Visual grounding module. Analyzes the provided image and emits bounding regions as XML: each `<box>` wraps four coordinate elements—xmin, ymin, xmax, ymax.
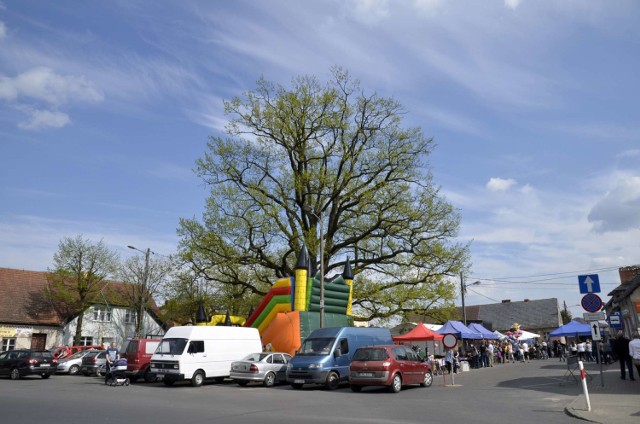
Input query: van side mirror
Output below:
<box><xmin>334</xmin><ymin>348</ymin><xmax>341</xmax><ymax>358</ymax></box>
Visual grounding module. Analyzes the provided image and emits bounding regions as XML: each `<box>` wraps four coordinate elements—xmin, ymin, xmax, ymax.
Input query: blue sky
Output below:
<box><xmin>1</xmin><ymin>0</ymin><xmax>639</xmax><ymax>319</ymax></box>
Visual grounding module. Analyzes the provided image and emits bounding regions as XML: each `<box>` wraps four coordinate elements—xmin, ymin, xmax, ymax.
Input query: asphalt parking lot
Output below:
<box><xmin>0</xmin><ymin>360</ymin><xmax>591</xmax><ymax>424</ymax></box>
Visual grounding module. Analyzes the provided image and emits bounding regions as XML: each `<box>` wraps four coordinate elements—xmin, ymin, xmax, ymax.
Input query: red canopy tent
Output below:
<box><xmin>392</xmin><ymin>323</ymin><xmax>444</xmax><ymax>341</ymax></box>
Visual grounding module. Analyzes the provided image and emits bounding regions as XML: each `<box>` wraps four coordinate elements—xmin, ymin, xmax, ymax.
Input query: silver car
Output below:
<box><xmin>56</xmin><ymin>350</ymin><xmax>97</xmax><ymax>375</ymax></box>
<box><xmin>230</xmin><ymin>352</ymin><xmax>292</xmax><ymax>387</ymax></box>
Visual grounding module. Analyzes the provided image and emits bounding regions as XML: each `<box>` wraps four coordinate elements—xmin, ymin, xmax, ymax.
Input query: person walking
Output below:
<box><xmin>105</xmin><ymin>341</ymin><xmax>120</xmax><ymax>383</ymax></box>
<box><xmin>630</xmin><ymin>331</ymin><xmax>640</xmax><ymax>378</ymax></box>
<box><xmin>577</xmin><ymin>340</ymin><xmax>586</xmax><ymax>361</ymax></box>
<box><xmin>585</xmin><ymin>339</ymin><xmax>593</xmax><ymax>362</ymax></box>
<box><xmin>487</xmin><ymin>341</ymin><xmax>495</xmax><ymax>367</ymax></box>
<box><xmin>613</xmin><ymin>331</ymin><xmax>635</xmax><ymax>381</ymax></box>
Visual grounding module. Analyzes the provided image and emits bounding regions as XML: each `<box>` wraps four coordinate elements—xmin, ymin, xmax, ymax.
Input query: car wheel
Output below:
<box><xmin>388</xmin><ymin>373</ymin><xmax>402</xmax><ymax>393</ymax></box>
<box><xmin>10</xmin><ymin>368</ymin><xmax>20</xmax><ymax>380</ymax></box>
<box><xmin>163</xmin><ymin>378</ymin><xmax>175</xmax><ymax>386</ymax></box>
<box><xmin>421</xmin><ymin>370</ymin><xmax>433</xmax><ymax>388</ymax></box>
<box><xmin>191</xmin><ymin>370</ymin><xmax>205</xmax><ymax>387</ymax></box>
<box><xmin>290</xmin><ymin>383</ymin><xmax>304</xmax><ymax>389</ymax></box>
<box><xmin>68</xmin><ymin>365</ymin><xmax>80</xmax><ymax>375</ymax></box>
<box><xmin>325</xmin><ymin>371</ymin><xmax>340</xmax><ymax>390</ymax></box>
<box><xmin>237</xmin><ymin>380</ymin><xmax>250</xmax><ymax>386</ymax></box>
<box><xmin>143</xmin><ymin>369</ymin><xmax>157</xmax><ymax>383</ymax></box>
<box><xmin>82</xmin><ymin>371</ymin><xmax>89</xmax><ymax>376</ymax></box>
<box><xmin>41</xmin><ymin>374</ymin><xmax>50</xmax><ymax>379</ymax></box>
<box><xmin>263</xmin><ymin>372</ymin><xmax>276</xmax><ymax>387</ymax></box>
<box><xmin>350</xmin><ymin>385</ymin><xmax>362</xmax><ymax>392</ymax></box>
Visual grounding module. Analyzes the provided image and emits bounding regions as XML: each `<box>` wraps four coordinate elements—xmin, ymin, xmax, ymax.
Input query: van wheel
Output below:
<box><xmin>290</xmin><ymin>383</ymin><xmax>303</xmax><ymax>389</ymax></box>
<box><xmin>163</xmin><ymin>378</ymin><xmax>175</xmax><ymax>386</ymax></box>
<box><xmin>191</xmin><ymin>370</ymin><xmax>205</xmax><ymax>387</ymax></box>
<box><xmin>350</xmin><ymin>385</ymin><xmax>362</xmax><ymax>392</ymax></box>
<box><xmin>421</xmin><ymin>370</ymin><xmax>433</xmax><ymax>388</ymax></box>
<box><xmin>388</xmin><ymin>374</ymin><xmax>402</xmax><ymax>393</ymax></box>
<box><xmin>69</xmin><ymin>365</ymin><xmax>80</xmax><ymax>375</ymax></box>
<box><xmin>10</xmin><ymin>368</ymin><xmax>20</xmax><ymax>380</ymax></box>
<box><xmin>325</xmin><ymin>371</ymin><xmax>340</xmax><ymax>390</ymax></box>
<box><xmin>263</xmin><ymin>372</ymin><xmax>276</xmax><ymax>387</ymax></box>
<box><xmin>143</xmin><ymin>369</ymin><xmax>157</xmax><ymax>383</ymax></box>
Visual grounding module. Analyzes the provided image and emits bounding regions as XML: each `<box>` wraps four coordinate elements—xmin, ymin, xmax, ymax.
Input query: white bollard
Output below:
<box><xmin>578</xmin><ymin>360</ymin><xmax>591</xmax><ymax>412</ymax></box>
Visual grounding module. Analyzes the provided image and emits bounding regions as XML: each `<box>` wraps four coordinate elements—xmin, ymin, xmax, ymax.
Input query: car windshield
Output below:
<box><xmin>298</xmin><ymin>338</ymin><xmax>335</xmax><ymax>355</ymax></box>
<box><xmin>155</xmin><ymin>338</ymin><xmax>188</xmax><ymax>355</ymax></box>
<box><xmin>241</xmin><ymin>353</ymin><xmax>270</xmax><ymax>362</ymax></box>
<box><xmin>353</xmin><ymin>348</ymin><xmax>389</xmax><ymax>361</ymax></box>
<box><xmin>66</xmin><ymin>351</ymin><xmax>86</xmax><ymax>360</ymax></box>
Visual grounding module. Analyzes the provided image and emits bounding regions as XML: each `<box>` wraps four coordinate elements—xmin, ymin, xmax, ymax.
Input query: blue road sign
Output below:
<box><xmin>609</xmin><ymin>311</ymin><xmax>622</xmax><ymax>329</ymax></box>
<box><xmin>581</xmin><ymin>293</ymin><xmax>603</xmax><ymax>313</ymax></box>
<box><xmin>578</xmin><ymin>274</ymin><xmax>601</xmax><ymax>294</ymax></box>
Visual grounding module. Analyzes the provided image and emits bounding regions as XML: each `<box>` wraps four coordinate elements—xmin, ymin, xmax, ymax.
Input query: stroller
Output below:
<box><xmin>105</xmin><ymin>358</ymin><xmax>130</xmax><ymax>386</ymax></box>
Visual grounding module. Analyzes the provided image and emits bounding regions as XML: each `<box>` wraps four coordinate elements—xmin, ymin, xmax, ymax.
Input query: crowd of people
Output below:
<box><xmin>429</xmin><ymin>330</ymin><xmax>640</xmax><ymax>381</ymax></box>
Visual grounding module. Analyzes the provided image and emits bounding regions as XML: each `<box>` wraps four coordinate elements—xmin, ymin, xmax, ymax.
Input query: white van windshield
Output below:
<box><xmin>155</xmin><ymin>338</ymin><xmax>188</xmax><ymax>355</ymax></box>
<box><xmin>298</xmin><ymin>337</ymin><xmax>335</xmax><ymax>355</ymax></box>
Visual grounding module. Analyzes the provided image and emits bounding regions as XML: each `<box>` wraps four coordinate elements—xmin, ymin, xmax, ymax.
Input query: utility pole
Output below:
<box><xmin>460</xmin><ymin>273</ymin><xmax>467</xmax><ymax>326</ymax></box>
<box><xmin>139</xmin><ymin>247</ymin><xmax>150</xmax><ymax>338</ymax></box>
<box><xmin>319</xmin><ymin>211</ymin><xmax>325</xmax><ymax>328</ymax></box>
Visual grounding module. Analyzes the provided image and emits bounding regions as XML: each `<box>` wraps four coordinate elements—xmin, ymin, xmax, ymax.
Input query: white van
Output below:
<box><xmin>150</xmin><ymin>326</ymin><xmax>261</xmax><ymax>387</ymax></box>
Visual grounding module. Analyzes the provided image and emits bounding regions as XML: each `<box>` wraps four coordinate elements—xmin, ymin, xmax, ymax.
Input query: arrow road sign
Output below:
<box><xmin>591</xmin><ymin>322</ymin><xmax>601</xmax><ymax>341</ymax></box>
<box><xmin>578</xmin><ymin>274</ymin><xmax>601</xmax><ymax>294</ymax></box>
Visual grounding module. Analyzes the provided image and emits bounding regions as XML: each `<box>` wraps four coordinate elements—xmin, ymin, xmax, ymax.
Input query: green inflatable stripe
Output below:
<box><xmin>253</xmin><ymin>294</ymin><xmax>291</xmax><ymax>328</ymax></box>
<box><xmin>310</xmin><ymin>287</ymin><xmax>350</xmax><ymax>300</ymax></box>
<box><xmin>308</xmin><ymin>304</ymin><xmax>346</xmax><ymax>314</ymax></box>
<box><xmin>310</xmin><ymin>281</ymin><xmax>350</xmax><ymax>294</ymax></box>
<box><xmin>309</xmin><ymin>295</ymin><xmax>346</xmax><ymax>307</ymax></box>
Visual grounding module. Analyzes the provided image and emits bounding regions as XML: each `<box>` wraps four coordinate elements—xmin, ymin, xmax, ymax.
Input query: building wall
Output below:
<box><xmin>0</xmin><ymin>325</ymin><xmax>61</xmax><ymax>350</ymax></box>
<box><xmin>62</xmin><ymin>305</ymin><xmax>164</xmax><ymax>348</ymax></box>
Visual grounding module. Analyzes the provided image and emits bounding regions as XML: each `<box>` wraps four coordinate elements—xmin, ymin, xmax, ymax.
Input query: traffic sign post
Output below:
<box><xmin>581</xmin><ymin>293</ymin><xmax>603</xmax><ymax>313</ymax></box>
<box><xmin>590</xmin><ymin>322</ymin><xmax>601</xmax><ymax>341</ymax></box>
<box><xmin>578</xmin><ymin>274</ymin><xmax>601</xmax><ymax>294</ymax></box>
<box><xmin>442</xmin><ymin>334</ymin><xmax>458</xmax><ymax>386</ymax></box>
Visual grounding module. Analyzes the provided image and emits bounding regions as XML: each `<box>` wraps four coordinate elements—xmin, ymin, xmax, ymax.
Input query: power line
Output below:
<box><xmin>470</xmin><ymin>265</ymin><xmax>620</xmax><ymax>281</ymax></box>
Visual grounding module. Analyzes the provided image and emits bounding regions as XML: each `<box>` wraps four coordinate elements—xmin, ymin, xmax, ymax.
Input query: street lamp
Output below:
<box><xmin>303</xmin><ymin>207</ymin><xmax>325</xmax><ymax>328</ymax></box>
<box><xmin>128</xmin><ymin>245</ymin><xmax>150</xmax><ymax>338</ymax></box>
<box><xmin>460</xmin><ymin>273</ymin><xmax>480</xmax><ymax>326</ymax></box>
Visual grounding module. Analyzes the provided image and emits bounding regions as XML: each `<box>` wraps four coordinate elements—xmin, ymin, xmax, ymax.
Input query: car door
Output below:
<box><xmin>0</xmin><ymin>351</ymin><xmax>10</xmax><ymax>376</ymax></box>
<box><xmin>404</xmin><ymin>348</ymin><xmax>421</xmax><ymax>384</ymax></box>
<box><xmin>271</xmin><ymin>354</ymin><xmax>286</xmax><ymax>381</ymax></box>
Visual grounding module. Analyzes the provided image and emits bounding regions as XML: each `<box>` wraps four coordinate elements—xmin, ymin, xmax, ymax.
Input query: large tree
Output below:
<box><xmin>46</xmin><ymin>236</ymin><xmax>118</xmax><ymax>345</ymax></box>
<box><xmin>118</xmin><ymin>251</ymin><xmax>173</xmax><ymax>337</ymax></box>
<box><xmin>178</xmin><ymin>68</ymin><xmax>469</xmax><ymax>321</ymax></box>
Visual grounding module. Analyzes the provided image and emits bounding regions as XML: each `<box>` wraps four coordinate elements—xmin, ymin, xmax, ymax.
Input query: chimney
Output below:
<box><xmin>524</xmin><ymin>299</ymin><xmax>530</xmax><ymax>302</ymax></box>
<box><xmin>619</xmin><ymin>265</ymin><xmax>640</xmax><ymax>284</ymax></box>
<box><xmin>502</xmin><ymin>299</ymin><xmax>511</xmax><ymax>303</ymax></box>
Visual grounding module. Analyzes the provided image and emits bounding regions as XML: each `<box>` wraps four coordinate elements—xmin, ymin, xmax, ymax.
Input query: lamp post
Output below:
<box><xmin>304</xmin><ymin>207</ymin><xmax>325</xmax><ymax>328</ymax></box>
<box><xmin>128</xmin><ymin>245</ymin><xmax>150</xmax><ymax>338</ymax></box>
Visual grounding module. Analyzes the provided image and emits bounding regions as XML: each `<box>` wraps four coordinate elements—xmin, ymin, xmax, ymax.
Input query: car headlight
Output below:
<box><xmin>308</xmin><ymin>363</ymin><xmax>321</xmax><ymax>369</ymax></box>
<box><xmin>287</xmin><ymin>363</ymin><xmax>293</xmax><ymax>370</ymax></box>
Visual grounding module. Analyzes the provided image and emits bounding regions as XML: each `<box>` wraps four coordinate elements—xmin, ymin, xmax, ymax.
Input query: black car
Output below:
<box><xmin>0</xmin><ymin>349</ymin><xmax>57</xmax><ymax>380</ymax></box>
<box><xmin>80</xmin><ymin>350</ymin><xmax>107</xmax><ymax>376</ymax></box>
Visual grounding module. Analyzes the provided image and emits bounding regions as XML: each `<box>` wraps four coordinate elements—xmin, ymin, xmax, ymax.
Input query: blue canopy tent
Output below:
<box><xmin>549</xmin><ymin>320</ymin><xmax>592</xmax><ymax>337</ymax></box>
<box><xmin>436</xmin><ymin>320</ymin><xmax>483</xmax><ymax>339</ymax></box>
<box><xmin>467</xmin><ymin>323</ymin><xmax>499</xmax><ymax>339</ymax></box>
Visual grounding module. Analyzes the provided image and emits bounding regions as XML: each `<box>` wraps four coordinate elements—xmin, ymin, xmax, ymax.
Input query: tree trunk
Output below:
<box><xmin>74</xmin><ymin>312</ymin><xmax>84</xmax><ymax>345</ymax></box>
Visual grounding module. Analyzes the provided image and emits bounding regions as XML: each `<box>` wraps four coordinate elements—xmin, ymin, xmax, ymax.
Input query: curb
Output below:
<box><xmin>564</xmin><ymin>395</ymin><xmax>601</xmax><ymax>423</ymax></box>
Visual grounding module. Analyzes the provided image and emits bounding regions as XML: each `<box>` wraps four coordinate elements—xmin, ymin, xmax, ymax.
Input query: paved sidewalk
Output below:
<box><xmin>564</xmin><ymin>361</ymin><xmax>639</xmax><ymax>423</ymax></box>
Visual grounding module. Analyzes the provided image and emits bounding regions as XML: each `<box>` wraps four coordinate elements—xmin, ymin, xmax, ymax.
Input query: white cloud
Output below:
<box><xmin>504</xmin><ymin>0</ymin><xmax>522</xmax><ymax>10</ymax></box>
<box><xmin>9</xmin><ymin>67</ymin><xmax>103</xmax><ymax>105</ymax></box>
<box><xmin>486</xmin><ymin>177</ymin><xmax>517</xmax><ymax>191</ymax></box>
<box><xmin>0</xmin><ymin>21</ymin><xmax>6</xmax><ymax>41</ymax></box>
<box><xmin>17</xmin><ymin>107</ymin><xmax>70</xmax><ymax>130</ymax></box>
<box><xmin>588</xmin><ymin>176</ymin><xmax>640</xmax><ymax>232</ymax></box>
<box><xmin>616</xmin><ymin>149</ymin><xmax>640</xmax><ymax>159</ymax></box>
<box><xmin>343</xmin><ymin>0</ymin><xmax>390</xmax><ymax>25</ymax></box>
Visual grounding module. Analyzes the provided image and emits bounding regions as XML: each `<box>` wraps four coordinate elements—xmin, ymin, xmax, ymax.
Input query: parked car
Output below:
<box><xmin>230</xmin><ymin>352</ymin><xmax>292</xmax><ymax>387</ymax></box>
<box><xmin>51</xmin><ymin>345</ymin><xmax>104</xmax><ymax>360</ymax></box>
<box><xmin>349</xmin><ymin>345</ymin><xmax>433</xmax><ymax>393</ymax></box>
<box><xmin>0</xmin><ymin>349</ymin><xmax>57</xmax><ymax>380</ymax></box>
<box><xmin>120</xmin><ymin>338</ymin><xmax>161</xmax><ymax>383</ymax></box>
<box><xmin>56</xmin><ymin>350</ymin><xmax>97</xmax><ymax>375</ymax></box>
<box><xmin>80</xmin><ymin>350</ymin><xmax>107</xmax><ymax>376</ymax></box>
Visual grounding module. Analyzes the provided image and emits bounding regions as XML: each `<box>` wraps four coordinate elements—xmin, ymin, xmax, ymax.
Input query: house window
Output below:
<box><xmin>80</xmin><ymin>337</ymin><xmax>93</xmax><ymax>346</ymax></box>
<box><xmin>1</xmin><ymin>338</ymin><xmax>16</xmax><ymax>351</ymax></box>
<box><xmin>93</xmin><ymin>307</ymin><xmax>111</xmax><ymax>322</ymax></box>
<box><xmin>124</xmin><ymin>310</ymin><xmax>137</xmax><ymax>324</ymax></box>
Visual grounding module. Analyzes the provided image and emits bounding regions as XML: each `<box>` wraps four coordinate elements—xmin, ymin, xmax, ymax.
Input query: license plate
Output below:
<box><xmin>294</xmin><ymin>379</ymin><xmax>305</xmax><ymax>384</ymax></box>
<box><xmin>358</xmin><ymin>372</ymin><xmax>373</xmax><ymax>377</ymax></box>
<box><xmin>40</xmin><ymin>364</ymin><xmax>50</xmax><ymax>367</ymax></box>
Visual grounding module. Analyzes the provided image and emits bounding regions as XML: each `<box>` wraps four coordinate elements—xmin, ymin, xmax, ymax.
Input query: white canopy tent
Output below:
<box><xmin>517</xmin><ymin>330</ymin><xmax>541</xmax><ymax>341</ymax></box>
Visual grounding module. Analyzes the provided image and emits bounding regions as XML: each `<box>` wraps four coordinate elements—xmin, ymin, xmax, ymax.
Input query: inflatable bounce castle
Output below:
<box><xmin>195</xmin><ymin>248</ymin><xmax>355</xmax><ymax>354</ymax></box>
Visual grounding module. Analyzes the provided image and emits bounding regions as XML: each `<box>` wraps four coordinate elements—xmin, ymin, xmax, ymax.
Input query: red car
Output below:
<box><xmin>120</xmin><ymin>338</ymin><xmax>161</xmax><ymax>383</ymax></box>
<box><xmin>349</xmin><ymin>345</ymin><xmax>433</xmax><ymax>393</ymax></box>
<box><xmin>52</xmin><ymin>345</ymin><xmax>104</xmax><ymax>359</ymax></box>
